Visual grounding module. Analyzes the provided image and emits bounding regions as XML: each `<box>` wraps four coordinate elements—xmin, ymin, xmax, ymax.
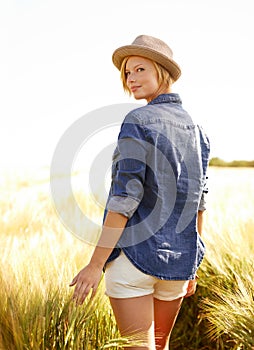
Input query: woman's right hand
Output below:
<box><xmin>69</xmin><ymin>212</ymin><xmax>128</xmax><ymax>305</ymax></box>
<box><xmin>69</xmin><ymin>264</ymin><xmax>103</xmax><ymax>305</ymax></box>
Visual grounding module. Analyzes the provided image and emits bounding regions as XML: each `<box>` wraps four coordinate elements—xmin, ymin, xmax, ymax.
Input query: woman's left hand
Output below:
<box><xmin>184</xmin><ymin>278</ymin><xmax>198</xmax><ymax>298</ymax></box>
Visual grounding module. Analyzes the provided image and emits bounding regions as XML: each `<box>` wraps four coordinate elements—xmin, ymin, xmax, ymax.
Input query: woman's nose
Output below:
<box><xmin>127</xmin><ymin>72</ymin><xmax>136</xmax><ymax>82</ymax></box>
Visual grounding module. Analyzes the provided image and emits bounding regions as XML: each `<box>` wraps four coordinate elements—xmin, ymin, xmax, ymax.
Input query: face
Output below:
<box><xmin>125</xmin><ymin>56</ymin><xmax>169</xmax><ymax>102</ymax></box>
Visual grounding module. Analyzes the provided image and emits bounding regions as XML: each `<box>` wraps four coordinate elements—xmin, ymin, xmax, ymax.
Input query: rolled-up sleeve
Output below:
<box><xmin>198</xmin><ymin>126</ymin><xmax>210</xmax><ymax>212</ymax></box>
<box><xmin>106</xmin><ymin>114</ymin><xmax>147</xmax><ymax>219</ymax></box>
<box><xmin>198</xmin><ymin>175</ymin><xmax>208</xmax><ymax>211</ymax></box>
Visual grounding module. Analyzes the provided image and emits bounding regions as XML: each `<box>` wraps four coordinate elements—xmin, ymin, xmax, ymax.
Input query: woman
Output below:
<box><xmin>70</xmin><ymin>35</ymin><xmax>210</xmax><ymax>350</ymax></box>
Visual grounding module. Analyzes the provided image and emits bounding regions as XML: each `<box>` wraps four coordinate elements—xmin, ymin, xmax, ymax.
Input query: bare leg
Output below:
<box><xmin>154</xmin><ymin>297</ymin><xmax>183</xmax><ymax>350</ymax></box>
<box><xmin>109</xmin><ymin>294</ymin><xmax>156</xmax><ymax>350</ymax></box>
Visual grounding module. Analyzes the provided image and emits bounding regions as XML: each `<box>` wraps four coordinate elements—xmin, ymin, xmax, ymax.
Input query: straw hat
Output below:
<box><xmin>112</xmin><ymin>35</ymin><xmax>181</xmax><ymax>82</ymax></box>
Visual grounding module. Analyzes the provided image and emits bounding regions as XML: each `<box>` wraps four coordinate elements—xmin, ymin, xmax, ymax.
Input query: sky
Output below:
<box><xmin>1</xmin><ymin>0</ymin><xmax>254</xmax><ymax>172</ymax></box>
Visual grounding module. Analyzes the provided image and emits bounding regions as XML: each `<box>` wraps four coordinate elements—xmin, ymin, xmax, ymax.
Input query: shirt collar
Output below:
<box><xmin>148</xmin><ymin>93</ymin><xmax>182</xmax><ymax>105</ymax></box>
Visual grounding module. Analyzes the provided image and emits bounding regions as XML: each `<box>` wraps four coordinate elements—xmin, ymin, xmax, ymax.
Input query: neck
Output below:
<box><xmin>146</xmin><ymin>85</ymin><xmax>172</xmax><ymax>103</ymax></box>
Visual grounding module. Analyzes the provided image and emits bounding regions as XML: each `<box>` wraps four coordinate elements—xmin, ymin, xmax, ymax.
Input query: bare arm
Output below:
<box><xmin>197</xmin><ymin>210</ymin><xmax>204</xmax><ymax>236</ymax></box>
<box><xmin>185</xmin><ymin>210</ymin><xmax>205</xmax><ymax>298</ymax></box>
<box><xmin>70</xmin><ymin>211</ymin><xmax>128</xmax><ymax>304</ymax></box>
<box><xmin>90</xmin><ymin>211</ymin><xmax>128</xmax><ymax>267</ymax></box>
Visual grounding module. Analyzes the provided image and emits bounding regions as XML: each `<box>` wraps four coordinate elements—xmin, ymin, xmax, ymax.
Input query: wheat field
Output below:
<box><xmin>0</xmin><ymin>166</ymin><xmax>253</xmax><ymax>349</ymax></box>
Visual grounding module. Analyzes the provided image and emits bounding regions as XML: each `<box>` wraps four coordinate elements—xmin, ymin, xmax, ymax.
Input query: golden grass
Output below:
<box><xmin>0</xmin><ymin>166</ymin><xmax>253</xmax><ymax>349</ymax></box>
<box><xmin>200</xmin><ymin>167</ymin><xmax>254</xmax><ymax>349</ymax></box>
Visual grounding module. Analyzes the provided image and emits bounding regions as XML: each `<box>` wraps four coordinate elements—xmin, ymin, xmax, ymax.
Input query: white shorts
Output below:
<box><xmin>104</xmin><ymin>251</ymin><xmax>189</xmax><ymax>301</ymax></box>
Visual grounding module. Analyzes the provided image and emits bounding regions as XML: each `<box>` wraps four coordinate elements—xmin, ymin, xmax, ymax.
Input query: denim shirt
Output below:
<box><xmin>104</xmin><ymin>93</ymin><xmax>210</xmax><ymax>280</ymax></box>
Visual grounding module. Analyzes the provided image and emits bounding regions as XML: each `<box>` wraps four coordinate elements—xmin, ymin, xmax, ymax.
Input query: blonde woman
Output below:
<box><xmin>70</xmin><ymin>35</ymin><xmax>210</xmax><ymax>350</ymax></box>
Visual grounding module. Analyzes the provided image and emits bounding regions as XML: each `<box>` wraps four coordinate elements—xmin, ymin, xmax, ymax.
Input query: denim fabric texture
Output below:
<box><xmin>104</xmin><ymin>93</ymin><xmax>210</xmax><ymax>280</ymax></box>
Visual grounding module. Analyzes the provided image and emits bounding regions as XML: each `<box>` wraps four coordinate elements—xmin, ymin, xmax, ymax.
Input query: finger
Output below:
<box><xmin>185</xmin><ymin>290</ymin><xmax>194</xmax><ymax>298</ymax></box>
<box><xmin>72</xmin><ymin>282</ymin><xmax>83</xmax><ymax>301</ymax></box>
<box><xmin>90</xmin><ymin>284</ymin><xmax>98</xmax><ymax>299</ymax></box>
<box><xmin>73</xmin><ymin>283</ymin><xmax>92</xmax><ymax>305</ymax></box>
<box><xmin>184</xmin><ymin>281</ymin><xmax>197</xmax><ymax>298</ymax></box>
<box><xmin>69</xmin><ymin>275</ymin><xmax>78</xmax><ymax>287</ymax></box>
<box><xmin>185</xmin><ymin>291</ymin><xmax>194</xmax><ymax>298</ymax></box>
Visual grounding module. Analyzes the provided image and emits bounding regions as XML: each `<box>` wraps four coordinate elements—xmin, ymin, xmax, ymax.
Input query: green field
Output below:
<box><xmin>0</xmin><ymin>167</ymin><xmax>253</xmax><ymax>349</ymax></box>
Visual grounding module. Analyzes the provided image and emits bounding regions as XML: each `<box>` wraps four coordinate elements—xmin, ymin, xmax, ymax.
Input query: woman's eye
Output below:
<box><xmin>125</xmin><ymin>71</ymin><xmax>130</xmax><ymax>77</ymax></box>
<box><xmin>137</xmin><ymin>67</ymin><xmax>144</xmax><ymax>72</ymax></box>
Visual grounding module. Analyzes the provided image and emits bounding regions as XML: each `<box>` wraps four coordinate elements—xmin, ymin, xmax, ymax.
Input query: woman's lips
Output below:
<box><xmin>130</xmin><ymin>86</ymin><xmax>141</xmax><ymax>92</ymax></box>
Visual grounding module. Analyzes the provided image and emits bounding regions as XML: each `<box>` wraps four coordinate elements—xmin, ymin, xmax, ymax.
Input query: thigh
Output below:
<box><xmin>109</xmin><ymin>295</ymin><xmax>156</xmax><ymax>350</ymax></box>
<box><xmin>154</xmin><ymin>297</ymin><xmax>183</xmax><ymax>349</ymax></box>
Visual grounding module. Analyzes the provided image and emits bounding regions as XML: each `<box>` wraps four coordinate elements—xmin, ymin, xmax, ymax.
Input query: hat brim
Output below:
<box><xmin>112</xmin><ymin>45</ymin><xmax>181</xmax><ymax>82</ymax></box>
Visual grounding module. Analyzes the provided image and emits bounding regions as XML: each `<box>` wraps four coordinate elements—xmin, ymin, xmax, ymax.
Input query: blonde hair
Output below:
<box><xmin>120</xmin><ymin>56</ymin><xmax>173</xmax><ymax>95</ymax></box>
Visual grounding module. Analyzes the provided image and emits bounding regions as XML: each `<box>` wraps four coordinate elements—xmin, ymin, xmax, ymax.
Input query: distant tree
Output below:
<box><xmin>209</xmin><ymin>157</ymin><xmax>227</xmax><ymax>166</ymax></box>
<box><xmin>209</xmin><ymin>157</ymin><xmax>254</xmax><ymax>167</ymax></box>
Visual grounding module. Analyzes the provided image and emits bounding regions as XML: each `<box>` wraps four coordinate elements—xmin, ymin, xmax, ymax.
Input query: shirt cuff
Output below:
<box><xmin>106</xmin><ymin>195</ymin><xmax>140</xmax><ymax>219</ymax></box>
<box><xmin>198</xmin><ymin>193</ymin><xmax>207</xmax><ymax>211</ymax></box>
